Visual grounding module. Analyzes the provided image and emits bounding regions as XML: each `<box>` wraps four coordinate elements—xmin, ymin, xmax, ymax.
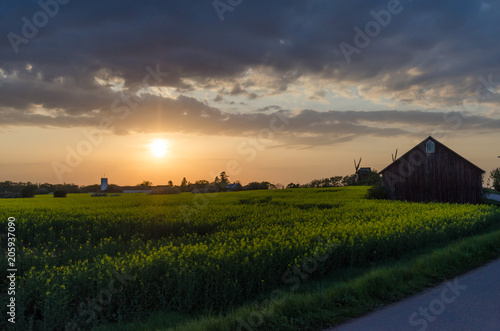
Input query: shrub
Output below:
<box><xmin>0</xmin><ymin>192</ymin><xmax>21</xmax><ymax>199</ymax></box>
<box><xmin>491</xmin><ymin>168</ymin><xmax>500</xmax><ymax>191</ymax></box>
<box><xmin>244</xmin><ymin>181</ymin><xmax>271</xmax><ymax>191</ymax></box>
<box><xmin>53</xmin><ymin>190</ymin><xmax>67</xmax><ymax>198</ymax></box>
<box><xmin>366</xmin><ymin>182</ymin><xmax>389</xmax><ymax>199</ymax></box>
<box><xmin>21</xmin><ymin>185</ymin><xmax>37</xmax><ymax>198</ymax></box>
<box><xmin>35</xmin><ymin>188</ymin><xmax>49</xmax><ymax>195</ymax></box>
<box><xmin>361</xmin><ymin>170</ymin><xmax>382</xmax><ymax>186</ymax></box>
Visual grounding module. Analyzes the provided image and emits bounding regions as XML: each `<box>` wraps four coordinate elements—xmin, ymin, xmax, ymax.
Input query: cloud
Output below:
<box><xmin>1</xmin><ymin>0</ymin><xmax>500</xmax><ymax>146</ymax></box>
<box><xmin>1</xmin><ymin>81</ymin><xmax>498</xmax><ymax>147</ymax></box>
<box><xmin>256</xmin><ymin>105</ymin><xmax>282</xmax><ymax>112</ymax></box>
<box><xmin>1</xmin><ymin>1</ymin><xmax>499</xmax><ymax>94</ymax></box>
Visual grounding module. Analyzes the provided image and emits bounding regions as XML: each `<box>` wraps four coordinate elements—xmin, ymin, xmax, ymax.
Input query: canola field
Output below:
<box><xmin>1</xmin><ymin>187</ymin><xmax>499</xmax><ymax>330</ymax></box>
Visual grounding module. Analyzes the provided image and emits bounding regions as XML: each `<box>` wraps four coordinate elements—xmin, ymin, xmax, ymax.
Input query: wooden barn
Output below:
<box><xmin>379</xmin><ymin>136</ymin><xmax>484</xmax><ymax>204</ymax></box>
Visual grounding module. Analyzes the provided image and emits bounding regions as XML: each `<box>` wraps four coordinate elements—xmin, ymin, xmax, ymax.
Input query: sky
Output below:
<box><xmin>1</xmin><ymin>0</ymin><xmax>500</xmax><ymax>186</ymax></box>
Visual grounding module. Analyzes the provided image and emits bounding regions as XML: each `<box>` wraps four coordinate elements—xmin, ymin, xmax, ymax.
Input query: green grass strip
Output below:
<box><xmin>95</xmin><ymin>226</ymin><xmax>500</xmax><ymax>331</ymax></box>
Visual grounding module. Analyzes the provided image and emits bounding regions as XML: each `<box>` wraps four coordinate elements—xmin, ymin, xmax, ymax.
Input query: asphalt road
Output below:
<box><xmin>325</xmin><ymin>258</ymin><xmax>500</xmax><ymax>331</ymax></box>
<box><xmin>485</xmin><ymin>193</ymin><xmax>500</xmax><ymax>202</ymax></box>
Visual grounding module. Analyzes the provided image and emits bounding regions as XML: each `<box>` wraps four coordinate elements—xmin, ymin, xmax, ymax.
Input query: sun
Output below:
<box><xmin>150</xmin><ymin>139</ymin><xmax>168</xmax><ymax>158</ymax></box>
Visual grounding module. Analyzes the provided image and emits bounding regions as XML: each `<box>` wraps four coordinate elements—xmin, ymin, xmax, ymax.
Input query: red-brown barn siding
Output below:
<box><xmin>380</xmin><ymin>137</ymin><xmax>484</xmax><ymax>204</ymax></box>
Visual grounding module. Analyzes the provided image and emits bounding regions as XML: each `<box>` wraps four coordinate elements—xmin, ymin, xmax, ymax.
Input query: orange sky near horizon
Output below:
<box><xmin>2</xmin><ymin>126</ymin><xmax>498</xmax><ymax>187</ymax></box>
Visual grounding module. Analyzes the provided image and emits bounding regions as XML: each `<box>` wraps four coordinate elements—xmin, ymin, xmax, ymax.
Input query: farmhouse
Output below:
<box><xmin>379</xmin><ymin>136</ymin><xmax>484</xmax><ymax>204</ymax></box>
<box><xmin>122</xmin><ymin>187</ymin><xmax>153</xmax><ymax>194</ymax></box>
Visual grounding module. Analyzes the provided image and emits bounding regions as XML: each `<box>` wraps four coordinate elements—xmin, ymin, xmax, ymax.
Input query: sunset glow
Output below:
<box><xmin>0</xmin><ymin>2</ymin><xmax>499</xmax><ymax>187</ymax></box>
<box><xmin>150</xmin><ymin>139</ymin><xmax>168</xmax><ymax>158</ymax></box>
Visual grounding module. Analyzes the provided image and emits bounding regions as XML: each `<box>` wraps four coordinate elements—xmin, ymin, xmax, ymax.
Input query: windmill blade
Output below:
<box><xmin>392</xmin><ymin>149</ymin><xmax>398</xmax><ymax>162</ymax></box>
<box><xmin>354</xmin><ymin>157</ymin><xmax>362</xmax><ymax>172</ymax></box>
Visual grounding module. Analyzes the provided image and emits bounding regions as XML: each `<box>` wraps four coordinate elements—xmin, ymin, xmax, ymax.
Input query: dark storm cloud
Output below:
<box><xmin>1</xmin><ymin>0</ymin><xmax>500</xmax><ymax>145</ymax></box>
<box><xmin>2</xmin><ymin>1</ymin><xmax>499</xmax><ymax>88</ymax></box>
<box><xmin>256</xmin><ymin>105</ymin><xmax>282</xmax><ymax>112</ymax></box>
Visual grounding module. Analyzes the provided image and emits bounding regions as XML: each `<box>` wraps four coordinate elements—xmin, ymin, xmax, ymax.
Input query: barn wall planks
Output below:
<box><xmin>380</xmin><ymin>137</ymin><xmax>484</xmax><ymax>204</ymax></box>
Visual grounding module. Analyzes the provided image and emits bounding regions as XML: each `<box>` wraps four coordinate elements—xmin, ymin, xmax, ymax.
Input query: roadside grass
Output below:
<box><xmin>483</xmin><ymin>188</ymin><xmax>500</xmax><ymax>206</ymax></box>
<box><xmin>483</xmin><ymin>188</ymin><xmax>500</xmax><ymax>195</ymax></box>
<box><xmin>94</xmin><ymin>219</ymin><xmax>500</xmax><ymax>331</ymax></box>
<box><xmin>484</xmin><ymin>198</ymin><xmax>500</xmax><ymax>206</ymax></box>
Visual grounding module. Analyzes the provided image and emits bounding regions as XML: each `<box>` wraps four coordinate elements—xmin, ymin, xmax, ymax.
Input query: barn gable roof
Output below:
<box><xmin>379</xmin><ymin>136</ymin><xmax>485</xmax><ymax>174</ymax></box>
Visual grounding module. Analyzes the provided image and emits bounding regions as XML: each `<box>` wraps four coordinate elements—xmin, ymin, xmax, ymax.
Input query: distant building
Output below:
<box><xmin>120</xmin><ymin>186</ymin><xmax>152</xmax><ymax>194</ymax></box>
<box><xmin>101</xmin><ymin>178</ymin><xmax>108</xmax><ymax>191</ymax></box>
<box><xmin>226</xmin><ymin>183</ymin><xmax>243</xmax><ymax>191</ymax></box>
<box><xmin>123</xmin><ymin>189</ymin><xmax>153</xmax><ymax>194</ymax></box>
<box><xmin>380</xmin><ymin>136</ymin><xmax>484</xmax><ymax>204</ymax></box>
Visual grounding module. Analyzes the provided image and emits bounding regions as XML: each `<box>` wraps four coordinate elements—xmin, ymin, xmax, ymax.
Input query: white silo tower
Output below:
<box><xmin>101</xmin><ymin>178</ymin><xmax>108</xmax><ymax>191</ymax></box>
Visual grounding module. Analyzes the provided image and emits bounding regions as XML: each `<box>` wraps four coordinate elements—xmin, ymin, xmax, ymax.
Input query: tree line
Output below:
<box><xmin>141</xmin><ymin>172</ymin><xmax>277</xmax><ymax>194</ymax></box>
<box><xmin>287</xmin><ymin>170</ymin><xmax>381</xmax><ymax>189</ymax></box>
<box><xmin>2</xmin><ymin>167</ymin><xmax>499</xmax><ymax>198</ymax></box>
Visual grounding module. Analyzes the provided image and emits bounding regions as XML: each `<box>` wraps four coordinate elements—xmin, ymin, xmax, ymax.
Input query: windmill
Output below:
<box><xmin>354</xmin><ymin>157</ymin><xmax>362</xmax><ymax>173</ymax></box>
<box><xmin>354</xmin><ymin>157</ymin><xmax>362</xmax><ymax>182</ymax></box>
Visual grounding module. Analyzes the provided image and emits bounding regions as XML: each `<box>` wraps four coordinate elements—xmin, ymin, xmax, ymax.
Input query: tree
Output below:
<box><xmin>53</xmin><ymin>190</ymin><xmax>67</xmax><ymax>198</ymax></box>
<box><xmin>190</xmin><ymin>180</ymin><xmax>210</xmax><ymax>192</ymax></box>
<box><xmin>342</xmin><ymin>174</ymin><xmax>357</xmax><ymax>186</ymax></box>
<box><xmin>138</xmin><ymin>181</ymin><xmax>152</xmax><ymax>187</ymax></box>
<box><xmin>220</xmin><ymin>171</ymin><xmax>229</xmax><ymax>183</ymax></box>
<box><xmin>491</xmin><ymin>168</ymin><xmax>500</xmax><ymax>191</ymax></box>
<box><xmin>360</xmin><ymin>170</ymin><xmax>382</xmax><ymax>186</ymax></box>
<box><xmin>212</xmin><ymin>172</ymin><xmax>229</xmax><ymax>190</ymax></box>
<box><xmin>21</xmin><ymin>184</ymin><xmax>37</xmax><ymax>198</ymax></box>
<box><xmin>167</xmin><ymin>180</ymin><xmax>174</xmax><ymax>187</ymax></box>
<box><xmin>195</xmin><ymin>180</ymin><xmax>210</xmax><ymax>186</ymax></box>
<box><xmin>245</xmin><ymin>181</ymin><xmax>271</xmax><ymax>191</ymax></box>
<box><xmin>80</xmin><ymin>184</ymin><xmax>100</xmax><ymax>193</ymax></box>
<box><xmin>303</xmin><ymin>176</ymin><xmax>344</xmax><ymax>188</ymax></box>
<box><xmin>34</xmin><ymin>188</ymin><xmax>49</xmax><ymax>195</ymax></box>
<box><xmin>180</xmin><ymin>177</ymin><xmax>188</xmax><ymax>190</ymax></box>
<box><xmin>106</xmin><ymin>184</ymin><xmax>120</xmax><ymax>193</ymax></box>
